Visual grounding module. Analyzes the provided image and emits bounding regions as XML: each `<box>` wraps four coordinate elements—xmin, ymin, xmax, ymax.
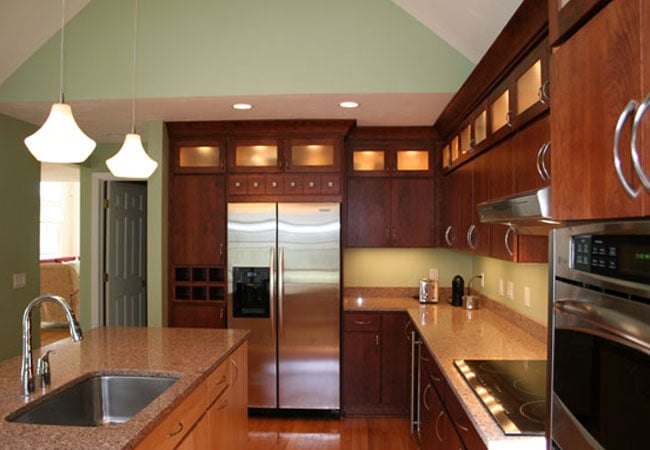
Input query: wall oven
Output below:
<box><xmin>548</xmin><ymin>220</ymin><xmax>650</xmax><ymax>450</ymax></box>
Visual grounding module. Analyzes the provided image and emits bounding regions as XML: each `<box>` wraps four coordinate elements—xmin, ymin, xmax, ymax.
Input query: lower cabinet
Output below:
<box><xmin>136</xmin><ymin>342</ymin><xmax>248</xmax><ymax>450</ymax></box>
<box><xmin>418</xmin><ymin>338</ymin><xmax>487</xmax><ymax>450</ymax></box>
<box><xmin>342</xmin><ymin>311</ymin><xmax>410</xmax><ymax>416</ymax></box>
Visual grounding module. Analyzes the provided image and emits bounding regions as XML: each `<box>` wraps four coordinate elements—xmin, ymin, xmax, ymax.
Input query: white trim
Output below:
<box><xmin>90</xmin><ymin>172</ymin><xmax>116</xmax><ymax>328</ymax></box>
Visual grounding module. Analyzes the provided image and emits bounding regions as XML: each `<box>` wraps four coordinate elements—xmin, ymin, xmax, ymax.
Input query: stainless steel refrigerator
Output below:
<box><xmin>227</xmin><ymin>202</ymin><xmax>340</xmax><ymax>410</ymax></box>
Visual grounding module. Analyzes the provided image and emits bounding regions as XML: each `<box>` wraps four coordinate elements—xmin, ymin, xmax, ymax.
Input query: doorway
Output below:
<box><xmin>100</xmin><ymin>180</ymin><xmax>148</xmax><ymax>327</ymax></box>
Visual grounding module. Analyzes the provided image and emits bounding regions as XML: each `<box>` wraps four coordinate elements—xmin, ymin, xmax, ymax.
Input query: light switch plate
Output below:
<box><xmin>498</xmin><ymin>279</ymin><xmax>504</xmax><ymax>296</ymax></box>
<box><xmin>506</xmin><ymin>281</ymin><xmax>514</xmax><ymax>300</ymax></box>
<box><xmin>13</xmin><ymin>273</ymin><xmax>26</xmax><ymax>289</ymax></box>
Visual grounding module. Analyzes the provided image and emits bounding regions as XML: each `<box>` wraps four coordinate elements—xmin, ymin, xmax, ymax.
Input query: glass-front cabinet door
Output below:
<box><xmin>230</xmin><ymin>139</ymin><xmax>279</xmax><ymax>172</ymax></box>
<box><xmin>230</xmin><ymin>137</ymin><xmax>341</xmax><ymax>173</ymax></box>
<box><xmin>173</xmin><ymin>141</ymin><xmax>225</xmax><ymax>173</ymax></box>
<box><xmin>549</xmin><ymin>0</ymin><xmax>604</xmax><ymax>45</ymax></box>
<box><xmin>511</xmin><ymin>39</ymin><xmax>550</xmax><ymax>126</ymax></box>
<box><xmin>286</xmin><ymin>138</ymin><xmax>341</xmax><ymax>172</ymax></box>
<box><xmin>350</xmin><ymin>147</ymin><xmax>432</xmax><ymax>176</ymax></box>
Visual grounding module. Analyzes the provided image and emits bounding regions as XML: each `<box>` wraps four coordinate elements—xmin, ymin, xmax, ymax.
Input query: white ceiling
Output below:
<box><xmin>0</xmin><ymin>0</ymin><xmax>523</xmax><ymax>141</ymax></box>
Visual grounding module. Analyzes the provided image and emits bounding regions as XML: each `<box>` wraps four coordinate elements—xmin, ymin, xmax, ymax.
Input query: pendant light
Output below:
<box><xmin>106</xmin><ymin>0</ymin><xmax>158</xmax><ymax>179</ymax></box>
<box><xmin>24</xmin><ymin>0</ymin><xmax>96</xmax><ymax>163</ymax></box>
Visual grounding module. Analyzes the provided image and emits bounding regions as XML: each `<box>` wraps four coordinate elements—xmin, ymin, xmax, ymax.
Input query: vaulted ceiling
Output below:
<box><xmin>0</xmin><ymin>0</ymin><xmax>523</xmax><ymax>142</ymax></box>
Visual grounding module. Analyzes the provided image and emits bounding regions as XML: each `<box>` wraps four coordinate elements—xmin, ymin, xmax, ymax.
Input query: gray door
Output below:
<box><xmin>104</xmin><ymin>181</ymin><xmax>147</xmax><ymax>327</ymax></box>
<box><xmin>277</xmin><ymin>203</ymin><xmax>340</xmax><ymax>409</ymax></box>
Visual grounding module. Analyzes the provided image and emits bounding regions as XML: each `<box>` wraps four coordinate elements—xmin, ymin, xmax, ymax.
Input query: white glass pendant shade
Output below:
<box><xmin>24</xmin><ymin>103</ymin><xmax>97</xmax><ymax>163</ymax></box>
<box><xmin>106</xmin><ymin>133</ymin><xmax>158</xmax><ymax>179</ymax></box>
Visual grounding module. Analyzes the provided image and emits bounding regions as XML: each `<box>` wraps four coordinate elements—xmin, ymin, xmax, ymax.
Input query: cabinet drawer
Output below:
<box><xmin>206</xmin><ymin>359</ymin><xmax>230</xmax><ymax>406</ymax></box>
<box><xmin>320</xmin><ymin>175</ymin><xmax>340</xmax><ymax>194</ymax></box>
<box><xmin>228</xmin><ymin>175</ymin><xmax>248</xmax><ymax>195</ymax></box>
<box><xmin>135</xmin><ymin>381</ymin><xmax>207</xmax><ymax>450</ymax></box>
<box><xmin>445</xmin><ymin>383</ymin><xmax>488</xmax><ymax>450</ymax></box>
<box><xmin>344</xmin><ymin>313</ymin><xmax>381</xmax><ymax>331</ymax></box>
<box><xmin>420</xmin><ymin>345</ymin><xmax>445</xmax><ymax>398</ymax></box>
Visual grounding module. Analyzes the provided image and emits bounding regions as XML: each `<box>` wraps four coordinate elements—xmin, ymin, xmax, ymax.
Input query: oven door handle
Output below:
<box><xmin>555</xmin><ymin>300</ymin><xmax>650</xmax><ymax>354</ymax></box>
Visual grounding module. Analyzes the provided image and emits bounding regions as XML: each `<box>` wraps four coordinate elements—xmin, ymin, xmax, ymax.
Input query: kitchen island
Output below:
<box><xmin>0</xmin><ymin>327</ymin><xmax>248</xmax><ymax>449</ymax></box>
<box><xmin>344</xmin><ymin>292</ymin><xmax>547</xmax><ymax>450</ymax></box>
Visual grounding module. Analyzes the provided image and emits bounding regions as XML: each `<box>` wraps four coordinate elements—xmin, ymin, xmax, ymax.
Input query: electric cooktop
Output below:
<box><xmin>454</xmin><ymin>359</ymin><xmax>547</xmax><ymax>436</ymax></box>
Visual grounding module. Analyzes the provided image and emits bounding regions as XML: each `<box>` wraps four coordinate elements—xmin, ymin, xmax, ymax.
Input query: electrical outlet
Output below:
<box><xmin>480</xmin><ymin>272</ymin><xmax>485</xmax><ymax>288</ymax></box>
<box><xmin>429</xmin><ymin>268</ymin><xmax>438</xmax><ymax>281</ymax></box>
<box><xmin>506</xmin><ymin>281</ymin><xmax>514</xmax><ymax>300</ymax></box>
<box><xmin>524</xmin><ymin>286</ymin><xmax>531</xmax><ymax>307</ymax></box>
<box><xmin>498</xmin><ymin>278</ymin><xmax>504</xmax><ymax>296</ymax></box>
<box><xmin>13</xmin><ymin>273</ymin><xmax>26</xmax><ymax>289</ymax></box>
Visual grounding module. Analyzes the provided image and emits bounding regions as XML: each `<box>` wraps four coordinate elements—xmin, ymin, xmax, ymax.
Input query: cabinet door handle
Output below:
<box><xmin>444</xmin><ymin>226</ymin><xmax>454</xmax><ymax>247</ymax></box>
<box><xmin>353</xmin><ymin>320</ymin><xmax>372</xmax><ymax>325</ymax></box>
<box><xmin>422</xmin><ymin>384</ymin><xmax>432</xmax><ymax>412</ymax></box>
<box><xmin>614</xmin><ymin>100</ymin><xmax>641</xmax><ymax>198</ymax></box>
<box><xmin>435</xmin><ymin>410</ymin><xmax>444</xmax><ymax>442</ymax></box>
<box><xmin>375</xmin><ymin>333</ymin><xmax>380</xmax><ymax>347</ymax></box>
<box><xmin>538</xmin><ymin>80</ymin><xmax>550</xmax><ymax>104</ymax></box>
<box><xmin>631</xmin><ymin>93</ymin><xmax>650</xmax><ymax>192</ymax></box>
<box><xmin>457</xmin><ymin>422</ymin><xmax>469</xmax><ymax>433</ymax></box>
<box><xmin>504</xmin><ymin>225</ymin><xmax>515</xmax><ymax>257</ymax></box>
<box><xmin>166</xmin><ymin>421</ymin><xmax>184</xmax><ymax>438</ymax></box>
<box><xmin>231</xmin><ymin>359</ymin><xmax>239</xmax><ymax>384</ymax></box>
<box><xmin>466</xmin><ymin>224</ymin><xmax>477</xmax><ymax>250</ymax></box>
<box><xmin>506</xmin><ymin>111</ymin><xmax>513</xmax><ymax>128</ymax></box>
<box><xmin>541</xmin><ymin>141</ymin><xmax>551</xmax><ymax>181</ymax></box>
<box><xmin>536</xmin><ymin>142</ymin><xmax>549</xmax><ymax>181</ymax></box>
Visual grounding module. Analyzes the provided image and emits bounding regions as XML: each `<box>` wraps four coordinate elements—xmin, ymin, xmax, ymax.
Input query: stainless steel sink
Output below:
<box><xmin>6</xmin><ymin>374</ymin><xmax>178</xmax><ymax>426</ymax></box>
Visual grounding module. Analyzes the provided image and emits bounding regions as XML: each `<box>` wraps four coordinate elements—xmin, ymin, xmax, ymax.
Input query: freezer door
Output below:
<box><xmin>277</xmin><ymin>203</ymin><xmax>341</xmax><ymax>409</ymax></box>
<box><xmin>227</xmin><ymin>202</ymin><xmax>278</xmax><ymax>408</ymax></box>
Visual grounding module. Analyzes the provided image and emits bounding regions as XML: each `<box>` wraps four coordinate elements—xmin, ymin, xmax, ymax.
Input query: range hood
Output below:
<box><xmin>477</xmin><ymin>186</ymin><xmax>561</xmax><ymax>235</ymax></box>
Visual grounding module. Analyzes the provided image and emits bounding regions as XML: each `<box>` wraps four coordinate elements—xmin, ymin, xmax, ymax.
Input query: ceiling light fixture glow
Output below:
<box><xmin>24</xmin><ymin>0</ymin><xmax>96</xmax><ymax>163</ymax></box>
<box><xmin>233</xmin><ymin>103</ymin><xmax>253</xmax><ymax>110</ymax></box>
<box><xmin>106</xmin><ymin>0</ymin><xmax>158</xmax><ymax>179</ymax></box>
<box><xmin>339</xmin><ymin>101</ymin><xmax>359</xmax><ymax>109</ymax></box>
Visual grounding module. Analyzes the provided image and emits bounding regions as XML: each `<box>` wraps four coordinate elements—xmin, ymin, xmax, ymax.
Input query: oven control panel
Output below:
<box><xmin>572</xmin><ymin>234</ymin><xmax>650</xmax><ymax>284</ymax></box>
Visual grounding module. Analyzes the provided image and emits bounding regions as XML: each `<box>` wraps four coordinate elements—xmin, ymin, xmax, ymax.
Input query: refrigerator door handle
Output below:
<box><xmin>278</xmin><ymin>246</ymin><xmax>285</xmax><ymax>338</ymax></box>
<box><xmin>269</xmin><ymin>246</ymin><xmax>276</xmax><ymax>339</ymax></box>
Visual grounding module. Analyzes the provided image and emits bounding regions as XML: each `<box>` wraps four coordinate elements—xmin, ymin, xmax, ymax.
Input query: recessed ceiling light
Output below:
<box><xmin>339</xmin><ymin>101</ymin><xmax>359</xmax><ymax>109</ymax></box>
<box><xmin>233</xmin><ymin>103</ymin><xmax>253</xmax><ymax>110</ymax></box>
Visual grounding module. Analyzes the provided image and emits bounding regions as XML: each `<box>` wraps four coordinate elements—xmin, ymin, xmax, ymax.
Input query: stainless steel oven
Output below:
<box><xmin>548</xmin><ymin>220</ymin><xmax>650</xmax><ymax>450</ymax></box>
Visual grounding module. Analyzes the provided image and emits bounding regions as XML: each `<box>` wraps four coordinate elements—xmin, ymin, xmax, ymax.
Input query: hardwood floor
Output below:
<box><xmin>248</xmin><ymin>416</ymin><xmax>419</xmax><ymax>450</ymax></box>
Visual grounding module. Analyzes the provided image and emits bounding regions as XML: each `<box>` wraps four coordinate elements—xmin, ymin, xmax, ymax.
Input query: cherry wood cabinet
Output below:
<box><xmin>548</xmin><ymin>0</ymin><xmax>609</xmax><ymax>45</ymax></box>
<box><xmin>169</xmin><ymin>174</ymin><xmax>226</xmax><ymax>328</ymax></box>
<box><xmin>343</xmin><ymin>312</ymin><xmax>410</xmax><ymax>416</ymax></box>
<box><xmin>137</xmin><ymin>342</ymin><xmax>248</xmax><ymax>450</ymax></box>
<box><xmin>551</xmin><ymin>0</ymin><xmax>650</xmax><ymax>220</ymax></box>
<box><xmin>441</xmin><ymin>158</ymin><xmax>489</xmax><ymax>255</ymax></box>
<box><xmin>346</xmin><ymin>177</ymin><xmax>435</xmax><ymax>247</ymax></box>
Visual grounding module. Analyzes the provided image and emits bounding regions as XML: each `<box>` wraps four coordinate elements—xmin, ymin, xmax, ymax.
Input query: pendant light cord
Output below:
<box><xmin>130</xmin><ymin>0</ymin><xmax>139</xmax><ymax>134</ymax></box>
<box><xmin>59</xmin><ymin>0</ymin><xmax>66</xmax><ymax>103</ymax></box>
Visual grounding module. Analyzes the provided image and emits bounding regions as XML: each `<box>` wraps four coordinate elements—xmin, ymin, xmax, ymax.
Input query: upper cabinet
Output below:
<box><xmin>228</xmin><ymin>137</ymin><xmax>341</xmax><ymax>173</ymax></box>
<box><xmin>350</xmin><ymin>146</ymin><xmax>433</xmax><ymax>177</ymax></box>
<box><xmin>345</xmin><ymin>127</ymin><xmax>437</xmax><ymax>248</ymax></box>
<box><xmin>548</xmin><ymin>0</ymin><xmax>609</xmax><ymax>45</ymax></box>
<box><xmin>550</xmin><ymin>0</ymin><xmax>650</xmax><ymax>219</ymax></box>
<box><xmin>172</xmin><ymin>141</ymin><xmax>226</xmax><ymax>174</ymax></box>
<box><xmin>442</xmin><ymin>38</ymin><xmax>550</xmax><ymax>172</ymax></box>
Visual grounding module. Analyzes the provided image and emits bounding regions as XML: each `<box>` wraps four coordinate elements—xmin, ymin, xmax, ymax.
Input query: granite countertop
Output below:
<box><xmin>0</xmin><ymin>327</ymin><xmax>249</xmax><ymax>450</ymax></box>
<box><xmin>344</xmin><ymin>292</ymin><xmax>547</xmax><ymax>450</ymax></box>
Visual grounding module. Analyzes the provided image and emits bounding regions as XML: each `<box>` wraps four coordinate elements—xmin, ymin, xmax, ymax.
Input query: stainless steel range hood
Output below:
<box><xmin>477</xmin><ymin>186</ymin><xmax>561</xmax><ymax>235</ymax></box>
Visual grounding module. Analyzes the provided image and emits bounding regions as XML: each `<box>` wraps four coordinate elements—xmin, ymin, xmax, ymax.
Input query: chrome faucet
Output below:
<box><xmin>21</xmin><ymin>295</ymin><xmax>82</xmax><ymax>396</ymax></box>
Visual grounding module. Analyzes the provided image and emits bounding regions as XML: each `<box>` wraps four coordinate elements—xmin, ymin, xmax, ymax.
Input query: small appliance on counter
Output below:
<box><xmin>419</xmin><ymin>278</ymin><xmax>438</xmax><ymax>304</ymax></box>
<box><xmin>462</xmin><ymin>274</ymin><xmax>483</xmax><ymax>310</ymax></box>
<box><xmin>451</xmin><ymin>275</ymin><xmax>464</xmax><ymax>306</ymax></box>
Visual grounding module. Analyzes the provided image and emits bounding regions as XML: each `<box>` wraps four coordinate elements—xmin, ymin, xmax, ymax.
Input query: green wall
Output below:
<box><xmin>344</xmin><ymin>248</ymin><xmax>473</xmax><ymax>288</ymax></box>
<box><xmin>0</xmin><ymin>0</ymin><xmax>473</xmax><ymax>103</ymax></box>
<box><xmin>0</xmin><ymin>114</ymin><xmax>40</xmax><ymax>359</ymax></box>
<box><xmin>79</xmin><ymin>121</ymin><xmax>167</xmax><ymax>330</ymax></box>
<box><xmin>344</xmin><ymin>248</ymin><xmax>549</xmax><ymax>326</ymax></box>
